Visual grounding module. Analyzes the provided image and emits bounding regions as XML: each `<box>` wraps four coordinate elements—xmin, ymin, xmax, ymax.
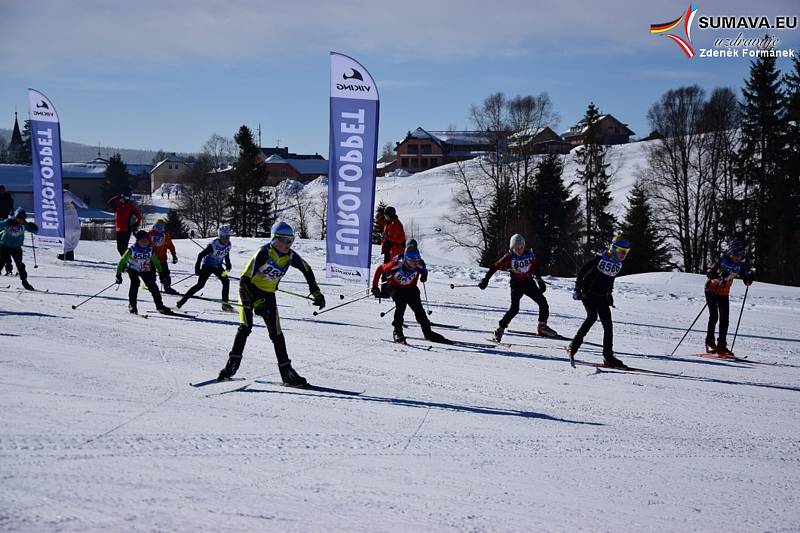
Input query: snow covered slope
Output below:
<box><xmin>1</xmin><ymin>238</ymin><xmax>799</xmax><ymax>532</ymax></box>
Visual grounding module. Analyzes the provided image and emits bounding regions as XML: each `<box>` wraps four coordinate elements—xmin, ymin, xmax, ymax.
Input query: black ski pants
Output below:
<box><xmin>116</xmin><ymin>231</ymin><xmax>131</xmax><ymax>256</ymax></box>
<box><xmin>499</xmin><ymin>278</ymin><xmax>549</xmax><ymax>328</ymax></box>
<box><xmin>705</xmin><ymin>292</ymin><xmax>730</xmax><ymax>345</ymax></box>
<box><xmin>570</xmin><ymin>294</ymin><xmax>613</xmax><ymax>357</ymax></box>
<box><xmin>183</xmin><ymin>266</ymin><xmax>230</xmax><ymax>302</ymax></box>
<box><xmin>390</xmin><ymin>285</ymin><xmax>432</xmax><ymax>335</ymax></box>
<box><xmin>128</xmin><ymin>270</ymin><xmax>163</xmax><ymax>308</ymax></box>
<box><xmin>230</xmin><ymin>289</ymin><xmax>290</xmax><ymax>366</ymax></box>
<box><xmin>0</xmin><ymin>246</ymin><xmax>25</xmax><ymax>281</ymax></box>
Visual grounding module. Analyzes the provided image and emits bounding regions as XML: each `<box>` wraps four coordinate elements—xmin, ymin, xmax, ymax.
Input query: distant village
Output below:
<box><xmin>0</xmin><ymin>109</ymin><xmax>637</xmax><ymax>216</ymax></box>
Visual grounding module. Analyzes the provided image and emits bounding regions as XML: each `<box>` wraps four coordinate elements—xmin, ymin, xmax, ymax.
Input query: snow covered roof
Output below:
<box><xmin>404</xmin><ymin>127</ymin><xmax>492</xmax><ymax>147</ymax></box>
<box><xmin>266</xmin><ymin>154</ymin><xmax>287</xmax><ymax>163</ymax></box>
<box><xmin>151</xmin><ymin>157</ymin><xmax>191</xmax><ymax>173</ymax></box>
<box><xmin>0</xmin><ymin>164</ymin><xmax>33</xmax><ymax>192</ymax></box>
<box><xmin>285</xmin><ymin>158</ymin><xmax>328</xmax><ymax>176</ymax></box>
<box><xmin>562</xmin><ymin>114</ymin><xmax>634</xmax><ymax>137</ymax></box>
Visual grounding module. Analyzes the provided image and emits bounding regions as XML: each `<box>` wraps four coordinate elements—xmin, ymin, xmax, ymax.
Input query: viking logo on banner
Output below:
<box><xmin>27</xmin><ymin>88</ymin><xmax>65</xmax><ymax>247</ymax></box>
<box><xmin>326</xmin><ymin>52</ymin><xmax>380</xmax><ymax>282</ymax></box>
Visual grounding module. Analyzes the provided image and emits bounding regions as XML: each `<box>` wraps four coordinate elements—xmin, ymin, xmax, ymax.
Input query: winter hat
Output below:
<box><xmin>608</xmin><ymin>235</ymin><xmax>631</xmax><ymax>259</ymax></box>
<box><xmin>384</xmin><ymin>206</ymin><xmax>397</xmax><ymax>218</ymax></box>
<box><xmin>14</xmin><ymin>207</ymin><xmax>26</xmax><ymax>219</ymax></box>
<box><xmin>727</xmin><ymin>239</ymin><xmax>745</xmax><ymax>257</ymax></box>
<box><xmin>270</xmin><ymin>221</ymin><xmax>295</xmax><ymax>243</ymax></box>
<box><xmin>218</xmin><ymin>225</ymin><xmax>232</xmax><ymax>238</ymax></box>
<box><xmin>152</xmin><ymin>218</ymin><xmax>166</xmax><ymax>232</ymax></box>
<box><xmin>134</xmin><ymin>229</ymin><xmax>149</xmax><ymax>241</ymax></box>
<box><xmin>403</xmin><ymin>239</ymin><xmax>421</xmax><ymax>261</ymax></box>
<box><xmin>509</xmin><ymin>234</ymin><xmax>525</xmax><ymax>250</ymax></box>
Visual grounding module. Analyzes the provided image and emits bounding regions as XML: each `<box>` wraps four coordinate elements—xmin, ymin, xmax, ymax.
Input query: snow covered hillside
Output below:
<box><xmin>1</xmin><ymin>237</ymin><xmax>799</xmax><ymax>532</ymax></box>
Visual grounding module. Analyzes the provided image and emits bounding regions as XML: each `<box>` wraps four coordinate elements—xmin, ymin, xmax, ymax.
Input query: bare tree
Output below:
<box><xmin>645</xmin><ymin>85</ymin><xmax>715</xmax><ymax>272</ymax></box>
<box><xmin>177</xmin><ymin>154</ymin><xmax>228</xmax><ymax>237</ymax></box>
<box><xmin>380</xmin><ymin>141</ymin><xmax>395</xmax><ymax>160</ymax></box>
<box><xmin>202</xmin><ymin>133</ymin><xmax>237</xmax><ymax>170</ymax></box>
<box><xmin>274</xmin><ymin>181</ymin><xmax>313</xmax><ymax>239</ymax></box>
<box><xmin>441</xmin><ymin>160</ymin><xmax>491</xmax><ymax>257</ymax></box>
<box><xmin>314</xmin><ymin>190</ymin><xmax>328</xmax><ymax>240</ymax></box>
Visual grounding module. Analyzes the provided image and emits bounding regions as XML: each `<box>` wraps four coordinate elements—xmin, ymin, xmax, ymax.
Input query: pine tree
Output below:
<box><xmin>20</xmin><ymin>120</ymin><xmax>33</xmax><ymax>164</ymax></box>
<box><xmin>227</xmin><ymin>125</ymin><xmax>273</xmax><ymax>237</ymax></box>
<box><xmin>373</xmin><ymin>200</ymin><xmax>387</xmax><ymax>244</ymax></box>
<box><xmin>102</xmin><ymin>153</ymin><xmax>132</xmax><ymax>199</ymax></box>
<box><xmin>164</xmin><ymin>209</ymin><xmax>188</xmax><ymax>239</ymax></box>
<box><xmin>521</xmin><ymin>154</ymin><xmax>582</xmax><ymax>275</ymax></box>
<box><xmin>738</xmin><ymin>43</ymin><xmax>789</xmax><ymax>283</ymax></box>
<box><xmin>783</xmin><ymin>54</ymin><xmax>800</xmax><ymax>285</ymax></box>
<box><xmin>620</xmin><ymin>182</ymin><xmax>671</xmax><ymax>274</ymax></box>
<box><xmin>479</xmin><ymin>178</ymin><xmax>515</xmax><ymax>266</ymax></box>
<box><xmin>575</xmin><ymin>102</ymin><xmax>616</xmax><ymax>258</ymax></box>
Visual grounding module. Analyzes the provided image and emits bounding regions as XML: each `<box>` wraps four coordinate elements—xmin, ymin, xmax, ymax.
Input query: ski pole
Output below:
<box><xmin>189</xmin><ymin>236</ymin><xmax>205</xmax><ymax>250</ymax></box>
<box><xmin>312</xmin><ymin>293</ymin><xmax>371</xmax><ymax>316</ymax></box>
<box><xmin>171</xmin><ymin>273</ymin><xmax>195</xmax><ymax>287</ymax></box>
<box><xmin>339</xmin><ymin>287</ymin><xmax>368</xmax><ymax>300</ymax></box>
<box><xmin>71</xmin><ymin>282</ymin><xmax>117</xmax><ymax>310</ymax></box>
<box><xmin>379</xmin><ymin>304</ymin><xmax>396</xmax><ymax>318</ymax></box>
<box><xmin>669</xmin><ymin>303</ymin><xmax>708</xmax><ymax>356</ymax></box>
<box><xmin>278</xmin><ymin>288</ymin><xmax>313</xmax><ymax>300</ymax></box>
<box><xmin>422</xmin><ymin>282</ymin><xmax>433</xmax><ymax>315</ymax></box>
<box><xmin>731</xmin><ymin>285</ymin><xmax>749</xmax><ymax>350</ymax></box>
<box><xmin>31</xmin><ymin>233</ymin><xmax>38</xmax><ymax>269</ymax></box>
<box><xmin>449</xmin><ymin>283</ymin><xmax>475</xmax><ymax>289</ymax></box>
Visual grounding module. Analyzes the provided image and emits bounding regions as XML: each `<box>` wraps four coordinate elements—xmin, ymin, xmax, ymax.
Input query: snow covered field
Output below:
<box><xmin>2</xmin><ymin>237</ymin><xmax>799</xmax><ymax>532</ymax></box>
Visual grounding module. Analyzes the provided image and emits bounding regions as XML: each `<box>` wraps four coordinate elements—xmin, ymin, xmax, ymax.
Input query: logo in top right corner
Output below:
<box><xmin>650</xmin><ymin>5</ymin><xmax>797</xmax><ymax>60</ymax></box>
<box><xmin>650</xmin><ymin>4</ymin><xmax>699</xmax><ymax>58</ymax></box>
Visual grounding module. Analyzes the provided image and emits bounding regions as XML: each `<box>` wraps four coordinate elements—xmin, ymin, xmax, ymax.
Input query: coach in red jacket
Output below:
<box><xmin>107</xmin><ymin>194</ymin><xmax>142</xmax><ymax>256</ymax></box>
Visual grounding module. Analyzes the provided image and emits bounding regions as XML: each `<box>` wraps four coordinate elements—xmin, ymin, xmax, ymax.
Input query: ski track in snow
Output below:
<box><xmin>1</xmin><ymin>238</ymin><xmax>799</xmax><ymax>532</ymax></box>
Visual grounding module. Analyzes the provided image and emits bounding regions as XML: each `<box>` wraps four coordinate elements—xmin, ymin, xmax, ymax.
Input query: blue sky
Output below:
<box><xmin>1</xmin><ymin>0</ymin><xmax>798</xmax><ymax>158</ymax></box>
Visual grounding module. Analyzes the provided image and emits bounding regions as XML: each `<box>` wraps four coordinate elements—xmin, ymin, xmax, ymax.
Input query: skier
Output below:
<box><xmin>704</xmin><ymin>239</ymin><xmax>753</xmax><ymax>356</ymax></box>
<box><xmin>148</xmin><ymin>217</ymin><xmax>179</xmax><ymax>295</ymax></box>
<box><xmin>0</xmin><ymin>208</ymin><xmax>38</xmax><ymax>290</ymax></box>
<box><xmin>115</xmin><ymin>229</ymin><xmax>172</xmax><ymax>315</ymax></box>
<box><xmin>57</xmin><ymin>184</ymin><xmax>88</xmax><ymax>261</ymax></box>
<box><xmin>371</xmin><ymin>240</ymin><xmax>450</xmax><ymax>344</ymax></box>
<box><xmin>217</xmin><ymin>221</ymin><xmax>325</xmax><ymax>387</ymax></box>
<box><xmin>177</xmin><ymin>225</ymin><xmax>232</xmax><ymax>310</ymax></box>
<box><xmin>107</xmin><ymin>193</ymin><xmax>142</xmax><ymax>256</ymax></box>
<box><xmin>0</xmin><ymin>185</ymin><xmax>14</xmax><ymax>275</ymax></box>
<box><xmin>376</xmin><ymin>205</ymin><xmax>406</xmax><ymax>263</ymax></box>
<box><xmin>566</xmin><ymin>235</ymin><xmax>630</xmax><ymax>369</ymax></box>
<box><xmin>479</xmin><ymin>234</ymin><xmax>559</xmax><ymax>342</ymax></box>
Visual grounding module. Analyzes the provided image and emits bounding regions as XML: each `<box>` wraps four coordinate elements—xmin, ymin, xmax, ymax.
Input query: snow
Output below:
<box><xmin>2</xmin><ymin>236</ymin><xmax>799</xmax><ymax>531</ymax></box>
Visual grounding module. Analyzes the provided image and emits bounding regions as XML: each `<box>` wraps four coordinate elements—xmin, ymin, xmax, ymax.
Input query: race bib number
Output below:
<box><xmin>393</xmin><ymin>269</ymin><xmax>417</xmax><ymax>286</ymax></box>
<box><xmin>597</xmin><ymin>257</ymin><xmax>622</xmax><ymax>277</ymax></box>
<box><xmin>150</xmin><ymin>234</ymin><xmax>165</xmax><ymax>247</ymax></box>
<box><xmin>510</xmin><ymin>257</ymin><xmax>532</xmax><ymax>273</ymax></box>
<box><xmin>131</xmin><ymin>251</ymin><xmax>151</xmax><ymax>271</ymax></box>
<box><xmin>258</xmin><ymin>263</ymin><xmax>286</xmax><ymax>281</ymax></box>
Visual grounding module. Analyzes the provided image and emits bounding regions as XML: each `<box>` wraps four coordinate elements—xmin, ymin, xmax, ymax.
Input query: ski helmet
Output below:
<box><xmin>218</xmin><ymin>225</ymin><xmax>232</xmax><ymax>238</ymax></box>
<box><xmin>608</xmin><ymin>235</ymin><xmax>631</xmax><ymax>260</ymax></box>
<box><xmin>270</xmin><ymin>220</ymin><xmax>295</xmax><ymax>244</ymax></box>
<box><xmin>403</xmin><ymin>239</ymin><xmax>421</xmax><ymax>262</ymax></box>
<box><xmin>13</xmin><ymin>207</ymin><xmax>26</xmax><ymax>219</ymax></box>
<box><xmin>384</xmin><ymin>206</ymin><xmax>397</xmax><ymax>218</ymax></box>
<box><xmin>509</xmin><ymin>234</ymin><xmax>525</xmax><ymax>250</ymax></box>
<box><xmin>727</xmin><ymin>239</ymin><xmax>745</xmax><ymax>257</ymax></box>
<box><xmin>134</xmin><ymin>229</ymin><xmax>149</xmax><ymax>242</ymax></box>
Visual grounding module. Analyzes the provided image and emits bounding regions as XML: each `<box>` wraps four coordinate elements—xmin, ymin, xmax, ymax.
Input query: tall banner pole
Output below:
<box><xmin>27</xmin><ymin>88</ymin><xmax>65</xmax><ymax>249</ymax></box>
<box><xmin>325</xmin><ymin>52</ymin><xmax>380</xmax><ymax>284</ymax></box>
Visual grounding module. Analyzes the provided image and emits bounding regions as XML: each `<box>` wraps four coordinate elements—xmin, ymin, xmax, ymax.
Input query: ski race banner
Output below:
<box><xmin>326</xmin><ymin>52</ymin><xmax>380</xmax><ymax>282</ymax></box>
<box><xmin>28</xmin><ymin>88</ymin><xmax>65</xmax><ymax>248</ymax></box>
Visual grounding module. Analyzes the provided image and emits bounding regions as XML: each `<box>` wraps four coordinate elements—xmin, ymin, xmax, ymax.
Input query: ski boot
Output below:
<box><xmin>493</xmin><ymin>326</ymin><xmax>505</xmax><ymax>343</ymax></box>
<box><xmin>393</xmin><ymin>328</ymin><xmax>406</xmax><ymax>343</ymax></box>
<box><xmin>21</xmin><ymin>281</ymin><xmax>34</xmax><ymax>291</ymax></box>
<box><xmin>424</xmin><ymin>330</ymin><xmax>452</xmax><ymax>344</ymax></box>
<box><xmin>715</xmin><ymin>343</ymin><xmax>735</xmax><ymax>357</ymax></box>
<box><xmin>537</xmin><ymin>322</ymin><xmax>559</xmax><ymax>338</ymax></box>
<box><xmin>279</xmin><ymin>362</ymin><xmax>307</xmax><ymax>388</ymax></box>
<box><xmin>704</xmin><ymin>337</ymin><xmax>717</xmax><ymax>354</ymax></box>
<box><xmin>218</xmin><ymin>353</ymin><xmax>242</xmax><ymax>381</ymax></box>
<box><xmin>176</xmin><ymin>296</ymin><xmax>188</xmax><ymax>309</ymax></box>
<box><xmin>128</xmin><ymin>304</ymin><xmax>138</xmax><ymax>314</ymax></box>
<box><xmin>163</xmin><ymin>286</ymin><xmax>180</xmax><ymax>296</ymax></box>
<box><xmin>221</xmin><ymin>302</ymin><xmax>235</xmax><ymax>312</ymax></box>
<box><xmin>157</xmin><ymin>306</ymin><xmax>174</xmax><ymax>315</ymax></box>
<box><xmin>603</xmin><ymin>353</ymin><xmax>627</xmax><ymax>369</ymax></box>
<box><xmin>565</xmin><ymin>344</ymin><xmax>576</xmax><ymax>367</ymax></box>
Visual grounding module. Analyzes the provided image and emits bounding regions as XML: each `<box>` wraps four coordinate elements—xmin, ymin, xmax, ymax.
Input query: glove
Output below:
<box><xmin>312</xmin><ymin>290</ymin><xmax>325</xmax><ymax>309</ymax></box>
<box><xmin>221</xmin><ymin>270</ymin><xmax>228</xmax><ymax>278</ymax></box>
<box><xmin>420</xmin><ymin>272</ymin><xmax>428</xmax><ymax>284</ymax></box>
<box><xmin>371</xmin><ymin>287</ymin><xmax>382</xmax><ymax>299</ymax></box>
<box><xmin>536</xmin><ymin>277</ymin><xmax>547</xmax><ymax>293</ymax></box>
<box><xmin>607</xmin><ymin>294</ymin><xmax>614</xmax><ymax>307</ymax></box>
<box><xmin>478</xmin><ymin>279</ymin><xmax>488</xmax><ymax>290</ymax></box>
<box><xmin>744</xmin><ymin>279</ymin><xmax>753</xmax><ymax>286</ymax></box>
<box><xmin>115</xmin><ymin>273</ymin><xmax>123</xmax><ymax>284</ymax></box>
<box><xmin>172</xmin><ymin>256</ymin><xmax>178</xmax><ymax>264</ymax></box>
<box><xmin>572</xmin><ymin>288</ymin><xmax>582</xmax><ymax>301</ymax></box>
